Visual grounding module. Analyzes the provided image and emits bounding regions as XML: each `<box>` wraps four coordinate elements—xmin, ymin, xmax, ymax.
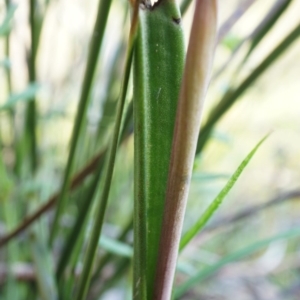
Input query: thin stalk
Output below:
<box><xmin>49</xmin><ymin>0</ymin><xmax>113</xmax><ymax>244</ymax></box>
<box><xmin>56</xmin><ymin>185</ymin><xmax>91</xmax><ymax>298</ymax></box>
<box><xmin>231</xmin><ymin>0</ymin><xmax>293</xmax><ymax>80</ymax></box>
<box><xmin>57</xmin><ymin>100</ymin><xmax>134</xmax><ymax>279</ymax></box>
<box><xmin>245</xmin><ymin>0</ymin><xmax>293</xmax><ymax>60</ymax></box>
<box><xmin>196</xmin><ymin>21</ymin><xmax>300</xmax><ymax>154</ymax></box>
<box><xmin>154</xmin><ymin>1</ymin><xmax>217</xmax><ymax>298</ymax></box>
<box><xmin>16</xmin><ymin>0</ymin><xmax>48</xmax><ymax>176</ymax></box>
<box><xmin>25</xmin><ymin>0</ymin><xmax>38</xmax><ymax>173</ymax></box>
<box><xmin>74</xmin><ymin>5</ymin><xmax>139</xmax><ymax>299</ymax></box>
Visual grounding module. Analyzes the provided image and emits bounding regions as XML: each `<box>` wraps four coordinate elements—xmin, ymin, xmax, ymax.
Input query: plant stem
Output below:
<box><xmin>25</xmin><ymin>0</ymin><xmax>38</xmax><ymax>174</ymax></box>
<box><xmin>56</xmin><ymin>157</ymin><xmax>105</xmax><ymax>280</ymax></box>
<box><xmin>133</xmin><ymin>1</ymin><xmax>185</xmax><ymax>298</ymax></box>
<box><xmin>74</xmin><ymin>5</ymin><xmax>139</xmax><ymax>299</ymax></box>
<box><xmin>49</xmin><ymin>0</ymin><xmax>113</xmax><ymax>244</ymax></box>
<box><xmin>154</xmin><ymin>1</ymin><xmax>217</xmax><ymax>298</ymax></box>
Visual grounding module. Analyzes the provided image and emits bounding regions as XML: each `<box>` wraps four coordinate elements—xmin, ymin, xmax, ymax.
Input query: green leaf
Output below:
<box><xmin>0</xmin><ymin>83</ymin><xmax>40</xmax><ymax>111</ymax></box>
<box><xmin>133</xmin><ymin>1</ymin><xmax>185</xmax><ymax>298</ymax></box>
<box><xmin>175</xmin><ymin>228</ymin><xmax>300</xmax><ymax>298</ymax></box>
<box><xmin>180</xmin><ymin>134</ymin><xmax>269</xmax><ymax>250</ymax></box>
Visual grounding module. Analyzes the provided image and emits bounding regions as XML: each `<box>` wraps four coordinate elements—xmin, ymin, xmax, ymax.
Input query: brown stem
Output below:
<box><xmin>154</xmin><ymin>0</ymin><xmax>217</xmax><ymax>298</ymax></box>
<box><xmin>0</xmin><ymin>150</ymin><xmax>105</xmax><ymax>248</ymax></box>
<box><xmin>0</xmin><ymin>263</ymin><xmax>35</xmax><ymax>283</ymax></box>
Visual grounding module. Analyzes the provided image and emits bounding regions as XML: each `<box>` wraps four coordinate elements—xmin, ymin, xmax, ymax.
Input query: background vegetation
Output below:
<box><xmin>0</xmin><ymin>0</ymin><xmax>300</xmax><ymax>299</ymax></box>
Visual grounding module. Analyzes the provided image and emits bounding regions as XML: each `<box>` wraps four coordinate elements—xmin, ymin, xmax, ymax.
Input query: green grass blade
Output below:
<box><xmin>180</xmin><ymin>134</ymin><xmax>269</xmax><ymax>250</ymax></box>
<box><xmin>19</xmin><ymin>0</ymin><xmax>51</xmax><ymax>175</ymax></box>
<box><xmin>24</xmin><ymin>0</ymin><xmax>39</xmax><ymax>174</ymax></box>
<box><xmin>213</xmin><ymin>0</ymin><xmax>291</xmax><ymax>81</ymax></box>
<box><xmin>246</xmin><ymin>0</ymin><xmax>293</xmax><ymax>61</ymax></box>
<box><xmin>175</xmin><ymin>228</ymin><xmax>300</xmax><ymax>298</ymax></box>
<box><xmin>196</xmin><ymin>21</ymin><xmax>300</xmax><ymax>154</ymax></box>
<box><xmin>179</xmin><ymin>0</ymin><xmax>191</xmax><ymax>15</ymax></box>
<box><xmin>57</xmin><ymin>99</ymin><xmax>134</xmax><ymax>280</ymax></box>
<box><xmin>95</xmin><ymin>40</ymin><xmax>126</xmax><ymax>148</ymax></box>
<box><xmin>0</xmin><ymin>83</ymin><xmax>40</xmax><ymax>111</ymax></box>
<box><xmin>74</xmin><ymin>7</ymin><xmax>139</xmax><ymax>299</ymax></box>
<box><xmin>230</xmin><ymin>0</ymin><xmax>293</xmax><ymax>79</ymax></box>
<box><xmin>49</xmin><ymin>0</ymin><xmax>113</xmax><ymax>244</ymax></box>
